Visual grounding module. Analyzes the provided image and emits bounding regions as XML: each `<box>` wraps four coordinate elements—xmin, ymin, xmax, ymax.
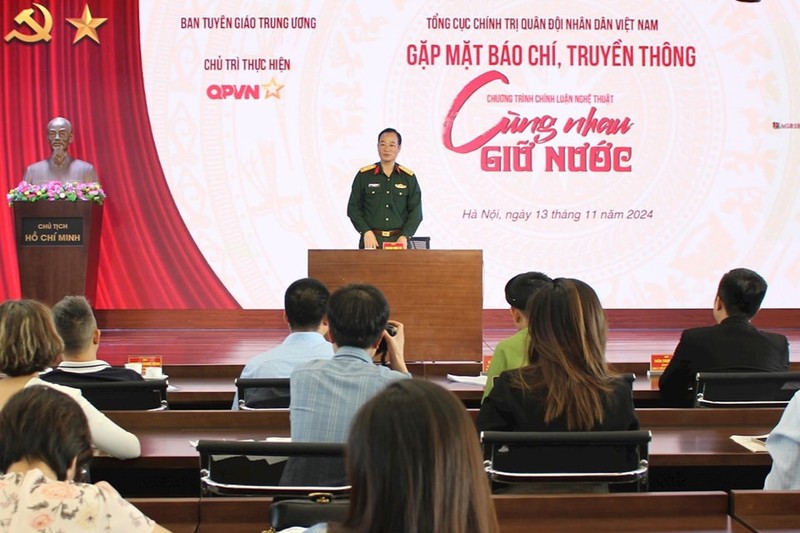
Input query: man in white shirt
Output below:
<box><xmin>764</xmin><ymin>391</ymin><xmax>800</xmax><ymax>489</ymax></box>
<box><xmin>232</xmin><ymin>278</ymin><xmax>334</xmax><ymax>409</ymax></box>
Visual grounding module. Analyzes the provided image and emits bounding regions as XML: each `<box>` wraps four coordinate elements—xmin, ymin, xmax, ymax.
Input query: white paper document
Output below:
<box><xmin>446</xmin><ymin>374</ymin><xmax>487</xmax><ymax>386</ymax></box>
<box><xmin>729</xmin><ymin>434</ymin><xmax>769</xmax><ymax>453</ymax></box>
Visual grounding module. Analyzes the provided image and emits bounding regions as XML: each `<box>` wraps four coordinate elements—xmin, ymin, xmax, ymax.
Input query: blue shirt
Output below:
<box><xmin>764</xmin><ymin>391</ymin><xmax>800</xmax><ymax>489</ymax></box>
<box><xmin>231</xmin><ymin>332</ymin><xmax>334</xmax><ymax>409</ymax></box>
<box><xmin>289</xmin><ymin>346</ymin><xmax>411</xmax><ymax>442</ymax></box>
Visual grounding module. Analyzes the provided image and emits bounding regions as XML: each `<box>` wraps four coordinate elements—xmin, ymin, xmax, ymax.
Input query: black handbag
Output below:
<box><xmin>267</xmin><ymin>492</ymin><xmax>349</xmax><ymax>531</ymax></box>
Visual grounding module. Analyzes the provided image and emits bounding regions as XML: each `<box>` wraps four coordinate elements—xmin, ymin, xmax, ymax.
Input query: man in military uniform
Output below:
<box><xmin>347</xmin><ymin>128</ymin><xmax>422</xmax><ymax>249</ymax></box>
<box><xmin>23</xmin><ymin>117</ymin><xmax>98</xmax><ymax>185</ymax></box>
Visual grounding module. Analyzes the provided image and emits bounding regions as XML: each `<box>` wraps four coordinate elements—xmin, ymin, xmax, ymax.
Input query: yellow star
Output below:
<box><xmin>66</xmin><ymin>4</ymin><xmax>107</xmax><ymax>44</ymax></box>
<box><xmin>261</xmin><ymin>77</ymin><xmax>285</xmax><ymax>99</ymax></box>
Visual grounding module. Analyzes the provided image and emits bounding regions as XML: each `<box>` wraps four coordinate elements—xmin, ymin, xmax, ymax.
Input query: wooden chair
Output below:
<box><xmin>196</xmin><ymin>439</ymin><xmax>350</xmax><ymax>497</ymax></box>
<box><xmin>72</xmin><ymin>380</ymin><xmax>168</xmax><ymax>410</ymax></box>
<box><xmin>481</xmin><ymin>430</ymin><xmax>651</xmax><ymax>492</ymax></box>
<box><xmin>235</xmin><ymin>378</ymin><xmax>291</xmax><ymax>409</ymax></box>
<box><xmin>694</xmin><ymin>371</ymin><xmax>800</xmax><ymax>408</ymax></box>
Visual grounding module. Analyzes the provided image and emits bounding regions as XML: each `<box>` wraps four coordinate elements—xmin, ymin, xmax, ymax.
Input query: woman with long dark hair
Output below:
<box><xmin>306</xmin><ymin>379</ymin><xmax>499</xmax><ymax>533</ymax></box>
<box><xmin>477</xmin><ymin>278</ymin><xmax>638</xmax><ymax>432</ymax></box>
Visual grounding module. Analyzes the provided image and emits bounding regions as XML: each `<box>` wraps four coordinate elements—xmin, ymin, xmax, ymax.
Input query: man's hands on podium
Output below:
<box><xmin>363</xmin><ymin>231</ymin><xmax>408</xmax><ymax>249</ymax></box>
<box><xmin>363</xmin><ymin>230</ymin><xmax>379</xmax><ymax>249</ymax></box>
<box><xmin>380</xmin><ymin>319</ymin><xmax>408</xmax><ymax>374</ymax></box>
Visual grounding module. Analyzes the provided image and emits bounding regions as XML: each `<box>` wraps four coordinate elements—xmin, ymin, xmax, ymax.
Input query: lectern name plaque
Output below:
<box><xmin>20</xmin><ymin>217</ymin><xmax>84</xmax><ymax>246</ymax></box>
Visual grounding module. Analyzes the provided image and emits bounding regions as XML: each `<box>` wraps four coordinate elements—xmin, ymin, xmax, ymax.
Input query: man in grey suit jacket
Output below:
<box><xmin>659</xmin><ymin>268</ymin><xmax>790</xmax><ymax>404</ymax></box>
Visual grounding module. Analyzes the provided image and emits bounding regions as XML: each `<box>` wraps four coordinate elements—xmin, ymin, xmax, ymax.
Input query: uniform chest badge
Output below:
<box><xmin>368</xmin><ymin>183</ymin><xmax>381</xmax><ymax>188</ymax></box>
<box><xmin>394</xmin><ymin>183</ymin><xmax>407</xmax><ymax>189</ymax></box>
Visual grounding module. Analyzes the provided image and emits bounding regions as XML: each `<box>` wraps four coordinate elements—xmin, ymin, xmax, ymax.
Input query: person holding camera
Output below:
<box><xmin>283</xmin><ymin>284</ymin><xmax>410</xmax><ymax>487</ymax></box>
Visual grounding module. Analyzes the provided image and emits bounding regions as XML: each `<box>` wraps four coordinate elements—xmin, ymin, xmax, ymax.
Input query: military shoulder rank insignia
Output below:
<box><xmin>398</xmin><ymin>164</ymin><xmax>414</xmax><ymax>175</ymax></box>
<box><xmin>360</xmin><ymin>164</ymin><xmax>378</xmax><ymax>173</ymax></box>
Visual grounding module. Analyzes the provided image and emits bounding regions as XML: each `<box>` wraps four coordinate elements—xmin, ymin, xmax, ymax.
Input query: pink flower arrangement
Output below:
<box><xmin>6</xmin><ymin>180</ymin><xmax>106</xmax><ymax>206</ymax></box>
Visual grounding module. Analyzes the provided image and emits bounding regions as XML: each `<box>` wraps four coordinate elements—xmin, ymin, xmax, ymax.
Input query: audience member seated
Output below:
<box><xmin>764</xmin><ymin>391</ymin><xmax>800</xmax><ymax>489</ymax></box>
<box><xmin>659</xmin><ymin>268</ymin><xmax>790</xmax><ymax>405</ymax></box>
<box><xmin>477</xmin><ymin>278</ymin><xmax>638</xmax><ymax>432</ymax></box>
<box><xmin>0</xmin><ymin>299</ymin><xmax>140</xmax><ymax>459</ymax></box>
<box><xmin>0</xmin><ymin>386</ymin><xmax>169</xmax><ymax>532</ymax></box>
<box><xmin>282</xmin><ymin>284</ymin><xmax>410</xmax><ymax>487</ymax></box>
<box><xmin>292</xmin><ymin>380</ymin><xmax>499</xmax><ymax>533</ymax></box>
<box><xmin>38</xmin><ymin>295</ymin><xmax>144</xmax><ymax>385</ymax></box>
<box><xmin>232</xmin><ymin>278</ymin><xmax>334</xmax><ymax>409</ymax></box>
<box><xmin>483</xmin><ymin>271</ymin><xmax>551</xmax><ymax>401</ymax></box>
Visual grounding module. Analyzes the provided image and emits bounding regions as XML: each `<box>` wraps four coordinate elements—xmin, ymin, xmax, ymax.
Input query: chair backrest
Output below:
<box><xmin>269</xmin><ymin>494</ymin><xmax>349</xmax><ymax>530</ymax></box>
<box><xmin>235</xmin><ymin>378</ymin><xmax>291</xmax><ymax>409</ymax></box>
<box><xmin>196</xmin><ymin>439</ymin><xmax>350</xmax><ymax>497</ymax></box>
<box><xmin>481</xmin><ymin>430</ymin><xmax>651</xmax><ymax>491</ymax></box>
<box><xmin>694</xmin><ymin>371</ymin><xmax>800</xmax><ymax>408</ymax></box>
<box><xmin>73</xmin><ymin>380</ymin><xmax>168</xmax><ymax>410</ymax></box>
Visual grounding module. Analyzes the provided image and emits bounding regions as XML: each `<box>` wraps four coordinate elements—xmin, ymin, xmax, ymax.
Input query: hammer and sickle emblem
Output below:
<box><xmin>4</xmin><ymin>3</ymin><xmax>54</xmax><ymax>43</ymax></box>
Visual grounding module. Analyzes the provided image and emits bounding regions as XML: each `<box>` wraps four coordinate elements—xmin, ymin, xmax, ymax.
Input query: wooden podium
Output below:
<box><xmin>308</xmin><ymin>250</ymin><xmax>482</xmax><ymax>361</ymax></box>
<box><xmin>13</xmin><ymin>201</ymin><xmax>103</xmax><ymax>306</ymax></box>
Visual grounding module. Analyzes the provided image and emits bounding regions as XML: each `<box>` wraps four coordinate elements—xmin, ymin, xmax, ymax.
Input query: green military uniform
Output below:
<box><xmin>347</xmin><ymin>162</ymin><xmax>423</xmax><ymax>248</ymax></box>
<box><xmin>482</xmin><ymin>328</ymin><xmax>530</xmax><ymax>401</ymax></box>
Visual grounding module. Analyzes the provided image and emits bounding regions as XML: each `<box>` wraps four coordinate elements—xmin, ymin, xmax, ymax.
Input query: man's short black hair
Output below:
<box><xmin>505</xmin><ymin>272</ymin><xmax>552</xmax><ymax>310</ymax></box>
<box><xmin>52</xmin><ymin>296</ymin><xmax>96</xmax><ymax>355</ymax></box>
<box><xmin>717</xmin><ymin>268</ymin><xmax>768</xmax><ymax>319</ymax></box>
<box><xmin>285</xmin><ymin>278</ymin><xmax>330</xmax><ymax>330</ymax></box>
<box><xmin>378</xmin><ymin>128</ymin><xmax>402</xmax><ymax>146</ymax></box>
<box><xmin>327</xmin><ymin>284</ymin><xmax>389</xmax><ymax>349</ymax></box>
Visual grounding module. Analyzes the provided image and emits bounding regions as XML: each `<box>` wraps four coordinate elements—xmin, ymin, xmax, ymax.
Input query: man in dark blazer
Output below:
<box><xmin>659</xmin><ymin>268</ymin><xmax>790</xmax><ymax>405</ymax></box>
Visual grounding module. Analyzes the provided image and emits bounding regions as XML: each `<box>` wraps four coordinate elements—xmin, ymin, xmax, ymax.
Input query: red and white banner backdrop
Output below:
<box><xmin>2</xmin><ymin>1</ymin><xmax>799</xmax><ymax>309</ymax></box>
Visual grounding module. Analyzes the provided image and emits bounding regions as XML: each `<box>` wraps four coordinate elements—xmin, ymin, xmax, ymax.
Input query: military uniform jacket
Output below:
<box><xmin>346</xmin><ymin>162</ymin><xmax>422</xmax><ymax>237</ymax></box>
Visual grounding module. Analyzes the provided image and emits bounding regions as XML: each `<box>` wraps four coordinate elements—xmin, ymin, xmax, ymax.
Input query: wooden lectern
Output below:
<box><xmin>13</xmin><ymin>201</ymin><xmax>103</xmax><ymax>306</ymax></box>
<box><xmin>308</xmin><ymin>250</ymin><xmax>482</xmax><ymax>361</ymax></box>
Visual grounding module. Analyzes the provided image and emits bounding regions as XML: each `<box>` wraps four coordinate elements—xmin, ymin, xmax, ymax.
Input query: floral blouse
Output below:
<box><xmin>0</xmin><ymin>469</ymin><xmax>155</xmax><ymax>532</ymax></box>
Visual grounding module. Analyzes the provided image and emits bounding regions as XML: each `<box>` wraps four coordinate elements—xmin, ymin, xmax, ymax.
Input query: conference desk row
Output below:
<box><xmin>93</xmin><ymin>408</ymin><xmax>783</xmax><ymax>497</ymax></box>
<box><xmin>129</xmin><ymin>491</ymin><xmax>800</xmax><ymax>533</ymax></box>
<box><xmin>162</xmin><ymin>361</ymin><xmax>672</xmax><ymax>409</ymax></box>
